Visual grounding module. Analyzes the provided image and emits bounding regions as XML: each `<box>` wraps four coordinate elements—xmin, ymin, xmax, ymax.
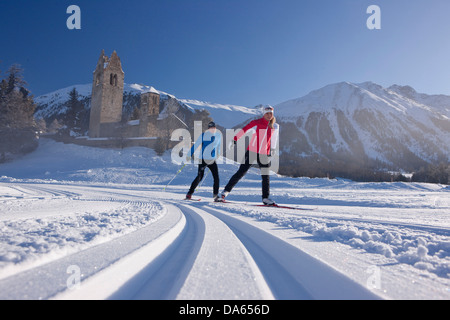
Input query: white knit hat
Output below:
<box><xmin>263</xmin><ymin>105</ymin><xmax>274</xmax><ymax>115</ymax></box>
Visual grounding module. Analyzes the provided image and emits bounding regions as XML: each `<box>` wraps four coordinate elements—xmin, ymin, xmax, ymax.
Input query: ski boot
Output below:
<box><xmin>262</xmin><ymin>198</ymin><xmax>276</xmax><ymax>206</ymax></box>
<box><xmin>216</xmin><ymin>191</ymin><xmax>229</xmax><ymax>202</ymax></box>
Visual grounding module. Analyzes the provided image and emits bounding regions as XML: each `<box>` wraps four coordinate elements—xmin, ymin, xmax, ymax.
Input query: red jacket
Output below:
<box><xmin>234</xmin><ymin>117</ymin><xmax>276</xmax><ymax>155</ymax></box>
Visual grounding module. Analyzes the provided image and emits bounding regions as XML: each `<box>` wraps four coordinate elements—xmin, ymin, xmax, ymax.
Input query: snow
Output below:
<box><xmin>34</xmin><ymin>83</ymin><xmax>257</xmax><ymax>129</ymax></box>
<box><xmin>274</xmin><ymin>81</ymin><xmax>450</xmax><ymax>165</ymax></box>
<box><xmin>0</xmin><ymin>139</ymin><xmax>449</xmax><ymax>300</ymax></box>
<box><xmin>178</xmin><ymin>99</ymin><xmax>259</xmax><ymax>128</ymax></box>
<box><xmin>275</xmin><ymin>81</ymin><xmax>449</xmax><ymax>119</ymax></box>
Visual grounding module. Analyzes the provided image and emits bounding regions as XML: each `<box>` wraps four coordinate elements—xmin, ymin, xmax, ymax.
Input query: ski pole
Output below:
<box><xmin>164</xmin><ymin>163</ymin><xmax>187</xmax><ymax>192</ymax></box>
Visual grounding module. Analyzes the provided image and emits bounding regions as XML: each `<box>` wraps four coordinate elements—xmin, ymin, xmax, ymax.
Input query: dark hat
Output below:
<box><xmin>208</xmin><ymin>121</ymin><xmax>216</xmax><ymax>128</ymax></box>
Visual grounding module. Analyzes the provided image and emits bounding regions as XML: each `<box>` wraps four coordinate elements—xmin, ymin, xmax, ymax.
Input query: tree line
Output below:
<box><xmin>279</xmin><ymin>154</ymin><xmax>449</xmax><ymax>185</ymax></box>
<box><xmin>0</xmin><ymin>64</ymin><xmax>38</xmax><ymax>162</ymax></box>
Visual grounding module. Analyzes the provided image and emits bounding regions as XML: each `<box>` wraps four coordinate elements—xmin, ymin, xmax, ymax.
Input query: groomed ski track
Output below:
<box><xmin>0</xmin><ymin>183</ymin><xmax>387</xmax><ymax>300</ymax></box>
<box><xmin>0</xmin><ymin>183</ymin><xmax>384</xmax><ymax>300</ymax></box>
<box><xmin>54</xmin><ymin>202</ymin><xmax>380</xmax><ymax>300</ymax></box>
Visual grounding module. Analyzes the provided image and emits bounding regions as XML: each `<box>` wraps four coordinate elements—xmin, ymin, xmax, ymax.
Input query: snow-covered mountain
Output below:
<box><xmin>34</xmin><ymin>81</ymin><xmax>450</xmax><ymax>172</ymax></box>
<box><xmin>275</xmin><ymin>81</ymin><xmax>450</xmax><ymax>171</ymax></box>
<box><xmin>34</xmin><ymin>83</ymin><xmax>259</xmax><ymax>129</ymax></box>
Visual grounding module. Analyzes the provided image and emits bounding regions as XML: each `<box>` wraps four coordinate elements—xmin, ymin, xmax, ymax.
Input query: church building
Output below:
<box><xmin>88</xmin><ymin>50</ymin><xmax>161</xmax><ymax>139</ymax></box>
<box><xmin>89</xmin><ymin>50</ymin><xmax>125</xmax><ymax>138</ymax></box>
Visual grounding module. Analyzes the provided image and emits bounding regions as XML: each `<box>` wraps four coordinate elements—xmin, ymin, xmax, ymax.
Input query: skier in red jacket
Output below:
<box><xmin>219</xmin><ymin>105</ymin><xmax>279</xmax><ymax>205</ymax></box>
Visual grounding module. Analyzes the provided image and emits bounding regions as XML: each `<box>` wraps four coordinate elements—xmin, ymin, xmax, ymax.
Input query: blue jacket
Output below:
<box><xmin>190</xmin><ymin>131</ymin><xmax>222</xmax><ymax>161</ymax></box>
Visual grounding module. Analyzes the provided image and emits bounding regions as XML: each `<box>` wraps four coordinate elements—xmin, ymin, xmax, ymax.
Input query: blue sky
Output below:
<box><xmin>1</xmin><ymin>0</ymin><xmax>450</xmax><ymax>107</ymax></box>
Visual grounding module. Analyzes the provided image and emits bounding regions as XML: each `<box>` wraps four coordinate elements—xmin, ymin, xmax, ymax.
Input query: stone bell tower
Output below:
<box><xmin>139</xmin><ymin>88</ymin><xmax>160</xmax><ymax>136</ymax></box>
<box><xmin>89</xmin><ymin>50</ymin><xmax>125</xmax><ymax>138</ymax></box>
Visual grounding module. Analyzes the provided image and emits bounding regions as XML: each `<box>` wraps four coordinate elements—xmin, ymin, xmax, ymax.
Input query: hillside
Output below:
<box><xmin>275</xmin><ymin>82</ymin><xmax>450</xmax><ymax>174</ymax></box>
<box><xmin>34</xmin><ymin>83</ymin><xmax>258</xmax><ymax>129</ymax></box>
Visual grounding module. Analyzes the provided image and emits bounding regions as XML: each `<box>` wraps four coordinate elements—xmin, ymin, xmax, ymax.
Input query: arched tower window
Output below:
<box><xmin>109</xmin><ymin>74</ymin><xmax>118</xmax><ymax>86</ymax></box>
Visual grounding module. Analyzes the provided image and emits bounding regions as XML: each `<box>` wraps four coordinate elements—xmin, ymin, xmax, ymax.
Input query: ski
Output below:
<box><xmin>184</xmin><ymin>197</ymin><xmax>201</xmax><ymax>201</ymax></box>
<box><xmin>215</xmin><ymin>200</ymin><xmax>314</xmax><ymax>211</ymax></box>
<box><xmin>252</xmin><ymin>204</ymin><xmax>314</xmax><ymax>211</ymax></box>
<box><xmin>213</xmin><ymin>199</ymin><xmax>230</xmax><ymax>204</ymax></box>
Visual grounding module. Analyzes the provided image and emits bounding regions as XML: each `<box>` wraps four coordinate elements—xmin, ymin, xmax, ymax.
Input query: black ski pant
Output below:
<box><xmin>188</xmin><ymin>160</ymin><xmax>220</xmax><ymax>196</ymax></box>
<box><xmin>224</xmin><ymin>151</ymin><xmax>271</xmax><ymax>199</ymax></box>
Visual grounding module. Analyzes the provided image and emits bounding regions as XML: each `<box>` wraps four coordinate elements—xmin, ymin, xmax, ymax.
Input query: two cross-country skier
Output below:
<box><xmin>185</xmin><ymin>121</ymin><xmax>222</xmax><ymax>202</ymax></box>
<box><xmin>218</xmin><ymin>105</ymin><xmax>279</xmax><ymax>205</ymax></box>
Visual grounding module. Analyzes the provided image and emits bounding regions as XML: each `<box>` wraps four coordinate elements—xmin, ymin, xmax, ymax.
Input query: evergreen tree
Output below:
<box><xmin>48</xmin><ymin>119</ymin><xmax>63</xmax><ymax>133</ymax></box>
<box><xmin>0</xmin><ymin>64</ymin><xmax>38</xmax><ymax>161</ymax></box>
<box><xmin>0</xmin><ymin>65</ymin><xmax>35</xmax><ymax>129</ymax></box>
<box><xmin>411</xmin><ymin>163</ymin><xmax>449</xmax><ymax>184</ymax></box>
<box><xmin>65</xmin><ymin>87</ymin><xmax>84</xmax><ymax>135</ymax></box>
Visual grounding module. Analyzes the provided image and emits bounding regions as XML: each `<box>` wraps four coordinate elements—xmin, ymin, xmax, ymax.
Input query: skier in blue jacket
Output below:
<box><xmin>186</xmin><ymin>121</ymin><xmax>222</xmax><ymax>201</ymax></box>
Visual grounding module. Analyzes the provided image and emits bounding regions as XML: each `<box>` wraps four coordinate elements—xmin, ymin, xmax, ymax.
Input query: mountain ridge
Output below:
<box><xmin>34</xmin><ymin>81</ymin><xmax>450</xmax><ymax>173</ymax></box>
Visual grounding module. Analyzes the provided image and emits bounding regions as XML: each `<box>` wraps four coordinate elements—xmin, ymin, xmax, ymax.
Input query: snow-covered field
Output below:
<box><xmin>0</xmin><ymin>139</ymin><xmax>449</xmax><ymax>300</ymax></box>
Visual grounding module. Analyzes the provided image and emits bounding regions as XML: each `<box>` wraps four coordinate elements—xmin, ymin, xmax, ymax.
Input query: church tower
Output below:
<box><xmin>89</xmin><ymin>50</ymin><xmax>125</xmax><ymax>138</ymax></box>
<box><xmin>139</xmin><ymin>88</ymin><xmax>160</xmax><ymax>136</ymax></box>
